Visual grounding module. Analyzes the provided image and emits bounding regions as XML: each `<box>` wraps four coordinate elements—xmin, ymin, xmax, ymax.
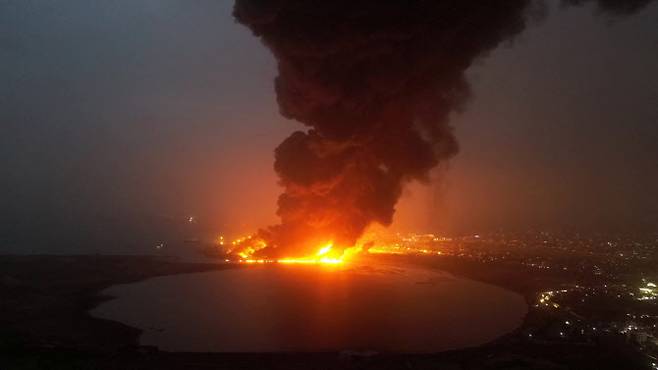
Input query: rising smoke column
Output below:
<box><xmin>232</xmin><ymin>0</ymin><xmax>654</xmax><ymax>258</ymax></box>
<box><xmin>233</xmin><ymin>1</ymin><xmax>530</xmax><ymax>257</ymax></box>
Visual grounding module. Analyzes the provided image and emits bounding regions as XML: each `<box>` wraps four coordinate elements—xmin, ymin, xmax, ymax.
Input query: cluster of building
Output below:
<box><xmin>383</xmin><ymin>230</ymin><xmax>658</xmax><ymax>368</ymax></box>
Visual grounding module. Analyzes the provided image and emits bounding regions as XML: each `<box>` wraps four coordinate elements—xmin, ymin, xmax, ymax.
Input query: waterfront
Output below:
<box><xmin>92</xmin><ymin>263</ymin><xmax>527</xmax><ymax>353</ymax></box>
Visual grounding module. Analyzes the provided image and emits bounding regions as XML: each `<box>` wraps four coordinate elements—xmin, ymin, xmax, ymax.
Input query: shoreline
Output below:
<box><xmin>89</xmin><ymin>258</ymin><xmax>529</xmax><ymax>354</ymax></box>
<box><xmin>1</xmin><ymin>254</ymin><xmax>645</xmax><ymax>370</ymax></box>
<box><xmin>0</xmin><ymin>255</ymin><xmax>235</xmax><ymax>352</ymax></box>
<box><xmin>3</xmin><ymin>254</ymin><xmax>539</xmax><ymax>352</ymax></box>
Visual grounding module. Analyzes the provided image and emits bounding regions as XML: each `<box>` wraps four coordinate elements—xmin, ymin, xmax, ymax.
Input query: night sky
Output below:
<box><xmin>1</xmin><ymin>1</ymin><xmax>657</xmax><ymax>254</ymax></box>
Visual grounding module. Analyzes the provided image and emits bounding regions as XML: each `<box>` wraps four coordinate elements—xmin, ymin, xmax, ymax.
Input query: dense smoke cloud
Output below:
<box><xmin>232</xmin><ymin>0</ymin><xmax>654</xmax><ymax>257</ymax></box>
<box><xmin>563</xmin><ymin>0</ymin><xmax>654</xmax><ymax>15</ymax></box>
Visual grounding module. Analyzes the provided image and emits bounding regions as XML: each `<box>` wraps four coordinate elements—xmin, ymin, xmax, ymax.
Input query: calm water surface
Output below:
<box><xmin>91</xmin><ymin>263</ymin><xmax>527</xmax><ymax>352</ymax></box>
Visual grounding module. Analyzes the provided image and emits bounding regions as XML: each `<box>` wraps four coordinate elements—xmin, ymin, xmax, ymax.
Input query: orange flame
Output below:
<box><xmin>235</xmin><ymin>240</ymin><xmax>363</xmax><ymax>265</ymax></box>
<box><xmin>316</xmin><ymin>242</ymin><xmax>333</xmax><ymax>256</ymax></box>
<box><xmin>226</xmin><ymin>226</ymin><xmax>446</xmax><ymax>265</ymax></box>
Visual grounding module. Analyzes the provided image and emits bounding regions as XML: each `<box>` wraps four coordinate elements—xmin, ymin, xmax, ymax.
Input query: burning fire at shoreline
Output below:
<box><xmin>215</xmin><ymin>227</ymin><xmax>446</xmax><ymax>265</ymax></box>
<box><xmin>229</xmin><ymin>239</ymin><xmax>361</xmax><ymax>265</ymax></box>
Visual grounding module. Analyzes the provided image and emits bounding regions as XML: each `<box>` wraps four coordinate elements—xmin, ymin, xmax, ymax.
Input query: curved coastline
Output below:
<box><xmin>90</xmin><ymin>257</ymin><xmax>529</xmax><ymax>353</ymax></box>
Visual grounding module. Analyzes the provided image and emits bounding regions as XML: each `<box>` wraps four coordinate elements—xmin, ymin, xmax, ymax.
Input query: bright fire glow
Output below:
<box><xmin>316</xmin><ymin>242</ymin><xmax>333</xmax><ymax>256</ymax></box>
<box><xmin>235</xmin><ymin>241</ymin><xmax>359</xmax><ymax>265</ymax></box>
<box><xmin>224</xmin><ymin>226</ymin><xmax>447</xmax><ymax>266</ymax></box>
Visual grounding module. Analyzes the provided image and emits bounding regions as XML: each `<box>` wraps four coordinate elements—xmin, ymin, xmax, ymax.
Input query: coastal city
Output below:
<box><xmin>189</xmin><ymin>228</ymin><xmax>658</xmax><ymax>367</ymax></box>
<box><xmin>361</xmin><ymin>231</ymin><xmax>658</xmax><ymax>368</ymax></box>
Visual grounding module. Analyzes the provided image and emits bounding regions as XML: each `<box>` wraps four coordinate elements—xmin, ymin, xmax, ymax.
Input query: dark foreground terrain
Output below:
<box><xmin>0</xmin><ymin>255</ymin><xmax>649</xmax><ymax>370</ymax></box>
<box><xmin>0</xmin><ymin>255</ymin><xmax>228</xmax><ymax>352</ymax></box>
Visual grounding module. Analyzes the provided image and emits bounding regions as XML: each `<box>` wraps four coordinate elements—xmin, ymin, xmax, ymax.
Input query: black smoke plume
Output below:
<box><xmin>232</xmin><ymin>0</ymin><xmax>654</xmax><ymax>257</ymax></box>
<box><xmin>563</xmin><ymin>0</ymin><xmax>654</xmax><ymax>15</ymax></box>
